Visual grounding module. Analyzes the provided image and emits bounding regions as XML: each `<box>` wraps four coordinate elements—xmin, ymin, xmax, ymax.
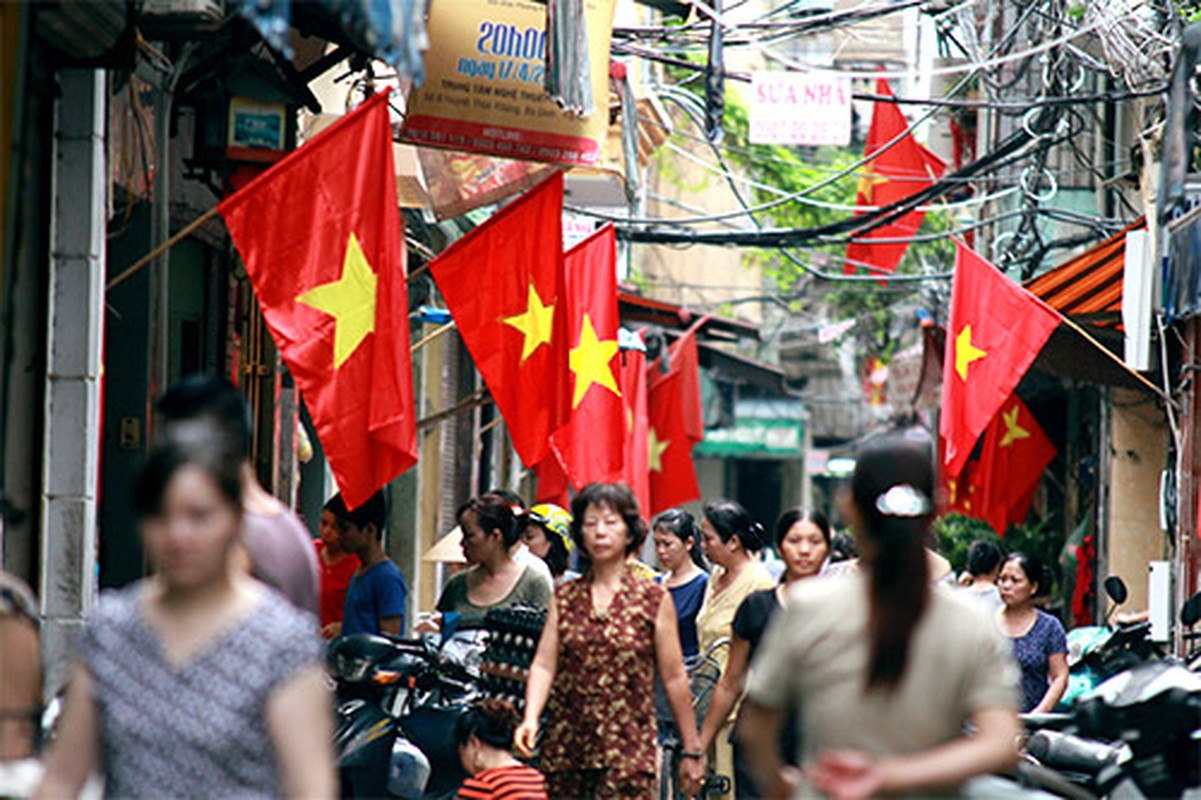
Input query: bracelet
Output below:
<box><xmin>680</xmin><ymin>751</ymin><xmax>704</xmax><ymax>760</ymax></box>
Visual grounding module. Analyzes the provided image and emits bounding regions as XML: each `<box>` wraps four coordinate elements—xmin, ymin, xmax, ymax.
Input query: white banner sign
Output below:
<box><xmin>749</xmin><ymin>73</ymin><xmax>851</xmax><ymax>146</ymax></box>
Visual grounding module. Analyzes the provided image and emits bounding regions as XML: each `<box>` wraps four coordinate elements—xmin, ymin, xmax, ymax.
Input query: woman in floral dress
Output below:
<box><xmin>516</xmin><ymin>483</ymin><xmax>705</xmax><ymax>798</ymax></box>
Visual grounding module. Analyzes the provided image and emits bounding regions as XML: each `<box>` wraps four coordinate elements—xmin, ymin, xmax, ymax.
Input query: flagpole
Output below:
<box><xmin>106</xmin><ymin>206</ymin><xmax>221</xmax><ymax>291</ymax></box>
<box><xmin>407</xmin><ymin>261</ymin><xmax>431</xmax><ymax>283</ymax></box>
<box><xmin>1057</xmin><ymin>315</ymin><xmax>1168</xmax><ymax>400</ymax></box>
<box><xmin>416</xmin><ymin>388</ymin><xmax>490</xmax><ymax>431</ymax></box>
<box><xmin>410</xmin><ymin>320</ymin><xmax>456</xmax><ymax>353</ymax></box>
<box><xmin>108</xmin><ymin>206</ymin><xmax>437</xmax><ymax>292</ymax></box>
<box><xmin>682</xmin><ymin>314</ymin><xmax>712</xmax><ymax>338</ymax></box>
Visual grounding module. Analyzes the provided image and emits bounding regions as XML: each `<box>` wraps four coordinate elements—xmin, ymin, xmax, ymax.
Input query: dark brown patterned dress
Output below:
<box><xmin>540</xmin><ymin>567</ymin><xmax>664</xmax><ymax>798</ymax></box>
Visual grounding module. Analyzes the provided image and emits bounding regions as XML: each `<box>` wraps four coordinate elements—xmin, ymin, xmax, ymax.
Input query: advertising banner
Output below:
<box><xmin>748</xmin><ymin>73</ymin><xmax>851</xmax><ymax>146</ymax></box>
<box><xmin>401</xmin><ymin>0</ymin><xmax>616</xmax><ymax>167</ymax></box>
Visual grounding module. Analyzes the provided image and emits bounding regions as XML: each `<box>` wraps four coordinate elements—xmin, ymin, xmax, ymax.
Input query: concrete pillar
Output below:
<box><xmin>40</xmin><ymin>69</ymin><xmax>105</xmax><ymax>695</ymax></box>
<box><xmin>1106</xmin><ymin>388</ymin><xmax>1171</xmax><ymax>613</ymax></box>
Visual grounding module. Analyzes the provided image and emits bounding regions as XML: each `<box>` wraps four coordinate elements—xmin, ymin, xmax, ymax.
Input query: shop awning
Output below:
<box><xmin>1024</xmin><ymin>220</ymin><xmax>1146</xmax><ymax>329</ymax></box>
<box><xmin>696</xmin><ymin>344</ymin><xmax>790</xmax><ymax>394</ymax></box>
<box><xmin>617</xmin><ymin>292</ymin><xmax>791</xmax><ymax>392</ymax></box>
<box><xmin>617</xmin><ymin>292</ymin><xmax>761</xmax><ymax>341</ymax></box>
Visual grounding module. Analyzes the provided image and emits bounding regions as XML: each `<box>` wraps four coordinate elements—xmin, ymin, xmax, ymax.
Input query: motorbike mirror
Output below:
<box><xmin>1103</xmin><ymin>576</ymin><xmax>1128</xmax><ymax>605</ymax></box>
<box><xmin>1181</xmin><ymin>591</ymin><xmax>1201</xmax><ymax>628</ymax></box>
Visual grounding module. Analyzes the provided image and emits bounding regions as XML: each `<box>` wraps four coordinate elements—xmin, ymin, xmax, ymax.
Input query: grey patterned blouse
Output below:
<box><xmin>77</xmin><ymin>584</ymin><xmax>323</xmax><ymax>798</ymax></box>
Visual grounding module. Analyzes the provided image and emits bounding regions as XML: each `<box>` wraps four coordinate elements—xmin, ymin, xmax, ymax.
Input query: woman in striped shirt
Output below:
<box><xmin>456</xmin><ymin>700</ymin><xmax>547</xmax><ymax>800</ymax></box>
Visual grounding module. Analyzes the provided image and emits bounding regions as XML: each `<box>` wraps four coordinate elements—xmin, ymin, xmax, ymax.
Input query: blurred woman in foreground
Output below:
<box><xmin>37</xmin><ymin>423</ymin><xmax>333</xmax><ymax>798</ymax></box>
<box><xmin>739</xmin><ymin>430</ymin><xmax>1019</xmax><ymax>799</ymax></box>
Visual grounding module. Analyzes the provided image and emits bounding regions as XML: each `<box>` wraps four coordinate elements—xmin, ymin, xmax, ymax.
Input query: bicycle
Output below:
<box><xmin>660</xmin><ymin>637</ymin><xmax>732</xmax><ymax>799</ymax></box>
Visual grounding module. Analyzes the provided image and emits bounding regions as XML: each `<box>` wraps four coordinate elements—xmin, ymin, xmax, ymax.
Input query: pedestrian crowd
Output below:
<box><xmin>0</xmin><ymin>375</ymin><xmax>1076</xmax><ymax>799</ymax></box>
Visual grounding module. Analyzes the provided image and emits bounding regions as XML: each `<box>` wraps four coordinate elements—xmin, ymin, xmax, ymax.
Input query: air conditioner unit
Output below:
<box><xmin>140</xmin><ymin>0</ymin><xmax>225</xmax><ymax>37</ymax></box>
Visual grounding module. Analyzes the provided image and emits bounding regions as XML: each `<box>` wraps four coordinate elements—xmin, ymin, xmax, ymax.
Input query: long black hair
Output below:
<box><xmin>851</xmin><ymin>430</ymin><xmax>934</xmax><ymax>692</ymax></box>
<box><xmin>652</xmin><ymin>508</ymin><xmax>706</xmax><ymax>569</ymax></box>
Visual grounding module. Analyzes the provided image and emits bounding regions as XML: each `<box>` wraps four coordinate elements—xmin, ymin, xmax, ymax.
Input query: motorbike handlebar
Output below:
<box><xmin>1019</xmin><ymin>711</ymin><xmax>1074</xmax><ymax>731</ymax></box>
<box><xmin>1026</xmin><ymin>729</ymin><xmax>1122</xmax><ymax>774</ymax></box>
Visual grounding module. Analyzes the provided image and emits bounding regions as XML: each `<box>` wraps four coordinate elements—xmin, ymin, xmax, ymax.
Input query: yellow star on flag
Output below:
<box><xmin>954</xmin><ymin>325</ymin><xmax>987</xmax><ymax>381</ymax></box>
<box><xmin>502</xmin><ymin>284</ymin><xmax>556</xmax><ymax>362</ymax></box>
<box><xmin>648</xmin><ymin>426</ymin><xmax>669</xmax><ymax>472</ymax></box>
<box><xmin>296</xmin><ymin>232</ymin><xmax>377</xmax><ymax>370</ymax></box>
<box><xmin>568</xmin><ymin>314</ymin><xmax>621</xmax><ymax>408</ymax></box>
<box><xmin>854</xmin><ymin>170</ymin><xmax>887</xmax><ymax>204</ymax></box>
<box><xmin>999</xmin><ymin>405</ymin><xmax>1031</xmax><ymax>448</ymax></box>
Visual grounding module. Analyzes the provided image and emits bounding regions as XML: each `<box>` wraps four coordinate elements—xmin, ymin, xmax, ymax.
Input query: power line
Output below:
<box><xmin>617</xmin><ymin>106</ymin><xmax>1064</xmax><ymax>248</ymax></box>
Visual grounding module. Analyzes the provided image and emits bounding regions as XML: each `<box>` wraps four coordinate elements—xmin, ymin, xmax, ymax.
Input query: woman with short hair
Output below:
<box><xmin>515</xmin><ymin>482</ymin><xmax>705</xmax><ymax>797</ymax></box>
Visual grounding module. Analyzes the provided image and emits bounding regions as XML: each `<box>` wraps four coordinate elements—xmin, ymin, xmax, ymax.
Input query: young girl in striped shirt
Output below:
<box><xmin>456</xmin><ymin>700</ymin><xmax>547</xmax><ymax>800</ymax></box>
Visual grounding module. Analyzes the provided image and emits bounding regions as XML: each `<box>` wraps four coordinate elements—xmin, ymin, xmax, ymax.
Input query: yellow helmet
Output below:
<box><xmin>528</xmin><ymin>503</ymin><xmax>574</xmax><ymax>554</ymax></box>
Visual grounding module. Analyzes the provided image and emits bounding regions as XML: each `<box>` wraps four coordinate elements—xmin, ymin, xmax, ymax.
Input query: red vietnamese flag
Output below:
<box><xmin>534</xmin><ymin>454</ymin><xmax>571</xmax><ymax>507</ymax></box>
<box><xmin>620</xmin><ymin>333</ymin><xmax>651</xmax><ymax>517</ymax></box>
<box><xmin>946</xmin><ymin>458</ymin><xmax>980</xmax><ymax>517</ymax></box>
<box><xmin>647</xmin><ymin>329</ymin><xmax>703</xmax><ymax>515</ymax></box>
<box><xmin>649</xmin><ymin>327</ymin><xmax>704</xmax><ymax>439</ymax></box>
<box><xmin>429</xmin><ymin>173</ymin><xmax>570</xmax><ymax>466</ymax></box>
<box><xmin>550</xmin><ymin>225</ymin><xmax>624</xmax><ymax>487</ymax></box>
<box><xmin>972</xmin><ymin>394</ymin><xmax>1056</xmax><ymax>536</ymax></box>
<box><xmin>941</xmin><ymin>242</ymin><xmax>1061</xmax><ymax>478</ymax></box>
<box><xmin>218</xmin><ymin>90</ymin><xmax>416</xmax><ymax>509</ymax></box>
<box><xmin>844</xmin><ymin>77</ymin><xmax>946</xmax><ymax>276</ymax></box>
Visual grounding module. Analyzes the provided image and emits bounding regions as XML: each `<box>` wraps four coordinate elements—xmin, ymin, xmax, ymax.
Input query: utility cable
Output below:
<box><xmin>617</xmin><ymin>105</ymin><xmax>1062</xmax><ymax>248</ymax></box>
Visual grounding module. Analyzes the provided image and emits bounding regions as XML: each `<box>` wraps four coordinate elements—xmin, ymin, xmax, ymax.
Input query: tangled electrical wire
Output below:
<box><xmin>600</xmin><ymin>0</ymin><xmax>1176</xmax><ymax>283</ymax></box>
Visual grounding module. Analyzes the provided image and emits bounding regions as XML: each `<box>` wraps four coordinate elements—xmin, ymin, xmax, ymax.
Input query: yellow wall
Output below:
<box><xmin>1107</xmin><ymin>388</ymin><xmax>1170</xmax><ymax>612</ymax></box>
<box><xmin>639</xmin><ymin>127</ymin><xmax>764</xmax><ymax>324</ymax></box>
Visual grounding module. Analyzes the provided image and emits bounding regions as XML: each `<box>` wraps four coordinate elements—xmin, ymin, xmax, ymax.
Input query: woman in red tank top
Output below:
<box><xmin>315</xmin><ymin>501</ymin><xmax>360</xmax><ymax>638</ymax></box>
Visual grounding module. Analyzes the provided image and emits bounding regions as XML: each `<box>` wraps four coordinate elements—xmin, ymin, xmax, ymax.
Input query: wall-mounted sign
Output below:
<box><xmin>228</xmin><ymin>96</ymin><xmax>285</xmax><ymax>152</ymax></box>
<box><xmin>695</xmin><ymin>417</ymin><xmax>804</xmax><ymax>458</ymax></box>
<box><xmin>400</xmin><ymin>0</ymin><xmax>615</xmax><ymax>167</ymax></box>
<box><xmin>748</xmin><ymin>73</ymin><xmax>851</xmax><ymax>146</ymax></box>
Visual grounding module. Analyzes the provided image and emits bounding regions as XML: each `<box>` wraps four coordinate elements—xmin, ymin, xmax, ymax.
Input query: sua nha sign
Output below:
<box><xmin>748</xmin><ymin>73</ymin><xmax>851</xmax><ymax>147</ymax></box>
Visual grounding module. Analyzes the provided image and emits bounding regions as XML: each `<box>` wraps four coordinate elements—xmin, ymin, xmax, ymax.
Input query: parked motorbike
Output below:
<box><xmin>328</xmin><ymin>632</ymin><xmax>479</xmax><ymax>799</ymax></box>
<box><xmin>1015</xmin><ymin>589</ymin><xmax>1201</xmax><ymax>799</ymax></box>
<box><xmin>328</xmin><ymin>606</ymin><xmax>546</xmax><ymax>799</ymax></box>
<box><xmin>1056</xmin><ymin>576</ymin><xmax>1165</xmax><ymax>711</ymax></box>
<box><xmin>1033</xmin><ymin>660</ymin><xmax>1201</xmax><ymax>798</ymax></box>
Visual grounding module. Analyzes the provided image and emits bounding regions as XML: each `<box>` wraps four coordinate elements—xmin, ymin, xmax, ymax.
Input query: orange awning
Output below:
<box><xmin>1024</xmin><ymin>220</ymin><xmax>1146</xmax><ymax>329</ymax></box>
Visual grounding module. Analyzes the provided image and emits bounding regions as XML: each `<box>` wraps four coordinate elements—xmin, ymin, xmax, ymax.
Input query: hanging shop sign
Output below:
<box><xmin>400</xmin><ymin>0</ymin><xmax>616</xmax><ymax>167</ymax></box>
<box><xmin>748</xmin><ymin>73</ymin><xmax>851</xmax><ymax>147</ymax></box>
<box><xmin>694</xmin><ymin>418</ymin><xmax>804</xmax><ymax>459</ymax></box>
